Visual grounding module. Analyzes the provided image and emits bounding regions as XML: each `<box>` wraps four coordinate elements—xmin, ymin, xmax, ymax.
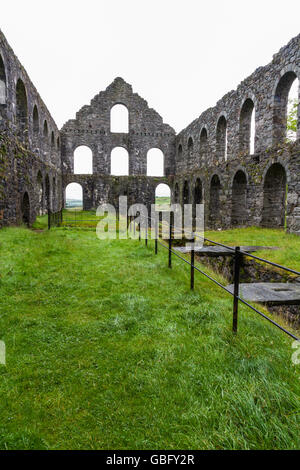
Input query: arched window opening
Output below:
<box><xmin>216</xmin><ymin>116</ymin><xmax>227</xmax><ymax>161</ymax></box>
<box><xmin>155</xmin><ymin>183</ymin><xmax>171</xmax><ymax>210</ymax></box>
<box><xmin>178</xmin><ymin>144</ymin><xmax>183</xmax><ymax>160</ymax></box>
<box><xmin>0</xmin><ymin>54</ymin><xmax>6</xmax><ymax>105</ymax></box>
<box><xmin>188</xmin><ymin>137</ymin><xmax>194</xmax><ymax>161</ymax></box>
<box><xmin>52</xmin><ymin>177</ymin><xmax>56</xmax><ymax>209</ymax></box>
<box><xmin>200</xmin><ymin>128</ymin><xmax>208</xmax><ymax>161</ymax></box>
<box><xmin>183</xmin><ymin>181</ymin><xmax>189</xmax><ymax>205</ymax></box>
<box><xmin>273</xmin><ymin>71</ymin><xmax>299</xmax><ymax>143</ymax></box>
<box><xmin>287</xmin><ymin>78</ymin><xmax>299</xmax><ymax>142</ymax></box>
<box><xmin>65</xmin><ymin>183</ymin><xmax>83</xmax><ymax>209</ymax></box>
<box><xmin>231</xmin><ymin>171</ymin><xmax>247</xmax><ymax>226</ymax></box>
<box><xmin>16</xmin><ymin>79</ymin><xmax>28</xmax><ymax>135</ymax></box>
<box><xmin>193</xmin><ymin>178</ymin><xmax>203</xmax><ymax>229</ymax></box>
<box><xmin>43</xmin><ymin>120</ymin><xmax>48</xmax><ymax>139</ymax></box>
<box><xmin>45</xmin><ymin>175</ymin><xmax>50</xmax><ymax>211</ymax></box>
<box><xmin>147</xmin><ymin>148</ymin><xmax>164</xmax><ymax>176</ymax></box>
<box><xmin>111</xmin><ymin>147</ymin><xmax>129</xmax><ymax>176</ymax></box>
<box><xmin>37</xmin><ymin>171</ymin><xmax>44</xmax><ymax>216</ymax></box>
<box><xmin>262</xmin><ymin>163</ymin><xmax>287</xmax><ymax>228</ymax></box>
<box><xmin>33</xmin><ymin>105</ymin><xmax>39</xmax><ymax>134</ymax></box>
<box><xmin>250</xmin><ymin>108</ymin><xmax>256</xmax><ymax>154</ymax></box>
<box><xmin>194</xmin><ymin>178</ymin><xmax>203</xmax><ymax>205</ymax></box>
<box><xmin>174</xmin><ymin>183</ymin><xmax>179</xmax><ymax>203</ymax></box>
<box><xmin>110</xmin><ymin>104</ymin><xmax>129</xmax><ymax>133</ymax></box>
<box><xmin>74</xmin><ymin>146</ymin><xmax>93</xmax><ymax>174</ymax></box>
<box><xmin>240</xmin><ymin>99</ymin><xmax>255</xmax><ymax>154</ymax></box>
<box><xmin>209</xmin><ymin>175</ymin><xmax>221</xmax><ymax>228</ymax></box>
<box><xmin>21</xmin><ymin>192</ymin><xmax>30</xmax><ymax>226</ymax></box>
<box><xmin>57</xmin><ymin>137</ymin><xmax>60</xmax><ymax>149</ymax></box>
<box><xmin>51</xmin><ymin>131</ymin><xmax>55</xmax><ymax>148</ymax></box>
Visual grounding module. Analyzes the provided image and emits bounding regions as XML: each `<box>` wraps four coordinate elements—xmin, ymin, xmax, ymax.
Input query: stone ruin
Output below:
<box><xmin>0</xmin><ymin>28</ymin><xmax>300</xmax><ymax>232</ymax></box>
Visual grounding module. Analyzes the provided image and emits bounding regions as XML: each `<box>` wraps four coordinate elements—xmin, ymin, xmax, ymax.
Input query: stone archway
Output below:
<box><xmin>231</xmin><ymin>170</ymin><xmax>247</xmax><ymax>226</ymax></box>
<box><xmin>21</xmin><ymin>192</ymin><xmax>30</xmax><ymax>226</ymax></box>
<box><xmin>262</xmin><ymin>163</ymin><xmax>287</xmax><ymax>228</ymax></box>
<box><xmin>209</xmin><ymin>175</ymin><xmax>221</xmax><ymax>228</ymax></box>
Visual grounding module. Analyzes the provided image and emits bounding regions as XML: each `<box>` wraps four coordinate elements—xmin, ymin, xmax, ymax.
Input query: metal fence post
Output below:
<box><xmin>139</xmin><ymin>222</ymin><xmax>141</xmax><ymax>242</ymax></box>
<box><xmin>155</xmin><ymin>217</ymin><xmax>158</xmax><ymax>255</ymax></box>
<box><xmin>159</xmin><ymin>212</ymin><xmax>162</xmax><ymax>239</ymax></box>
<box><xmin>168</xmin><ymin>215</ymin><xmax>173</xmax><ymax>268</ymax></box>
<box><xmin>233</xmin><ymin>246</ymin><xmax>241</xmax><ymax>333</ymax></box>
<box><xmin>191</xmin><ymin>233</ymin><xmax>195</xmax><ymax>290</ymax></box>
<box><xmin>48</xmin><ymin>209</ymin><xmax>51</xmax><ymax>230</ymax></box>
<box><xmin>145</xmin><ymin>218</ymin><xmax>148</xmax><ymax>246</ymax></box>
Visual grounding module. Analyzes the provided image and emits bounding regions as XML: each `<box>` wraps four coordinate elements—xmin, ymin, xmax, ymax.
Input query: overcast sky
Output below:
<box><xmin>1</xmin><ymin>0</ymin><xmax>300</xmax><ymax>133</ymax></box>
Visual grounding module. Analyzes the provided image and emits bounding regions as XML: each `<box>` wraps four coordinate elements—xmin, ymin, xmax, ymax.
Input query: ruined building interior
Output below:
<box><xmin>0</xmin><ymin>29</ymin><xmax>299</xmax><ymax>232</ymax></box>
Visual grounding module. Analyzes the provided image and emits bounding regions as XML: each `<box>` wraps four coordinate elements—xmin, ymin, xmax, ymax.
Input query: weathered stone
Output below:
<box><xmin>227</xmin><ymin>283</ymin><xmax>300</xmax><ymax>305</ymax></box>
<box><xmin>174</xmin><ymin>246</ymin><xmax>278</xmax><ymax>256</ymax></box>
<box><xmin>0</xmin><ymin>28</ymin><xmax>300</xmax><ymax>232</ymax></box>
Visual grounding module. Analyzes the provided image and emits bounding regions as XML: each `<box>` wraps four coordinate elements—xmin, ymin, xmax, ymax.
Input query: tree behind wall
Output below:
<box><xmin>287</xmin><ymin>98</ymin><xmax>298</xmax><ymax>141</ymax></box>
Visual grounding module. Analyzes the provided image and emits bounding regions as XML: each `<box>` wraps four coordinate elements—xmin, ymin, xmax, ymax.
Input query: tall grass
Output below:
<box><xmin>0</xmin><ymin>226</ymin><xmax>299</xmax><ymax>449</ymax></box>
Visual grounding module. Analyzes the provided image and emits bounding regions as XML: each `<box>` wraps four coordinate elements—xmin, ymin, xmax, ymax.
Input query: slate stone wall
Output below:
<box><xmin>0</xmin><ymin>29</ymin><xmax>62</xmax><ymax>226</ymax></box>
<box><xmin>1</xmin><ymin>27</ymin><xmax>300</xmax><ymax>234</ymax></box>
<box><xmin>174</xmin><ymin>34</ymin><xmax>300</xmax><ymax>233</ymax></box>
<box><xmin>171</xmin><ymin>142</ymin><xmax>300</xmax><ymax>232</ymax></box>
<box><xmin>63</xmin><ymin>173</ymin><xmax>171</xmax><ymax>214</ymax></box>
<box><xmin>60</xmin><ymin>78</ymin><xmax>176</xmax><ymax>178</ymax></box>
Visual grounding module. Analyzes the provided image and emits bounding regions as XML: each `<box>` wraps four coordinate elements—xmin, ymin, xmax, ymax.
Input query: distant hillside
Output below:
<box><xmin>66</xmin><ymin>199</ymin><xmax>83</xmax><ymax>208</ymax></box>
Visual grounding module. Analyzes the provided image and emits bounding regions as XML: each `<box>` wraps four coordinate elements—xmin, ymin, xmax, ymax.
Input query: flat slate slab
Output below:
<box><xmin>226</xmin><ymin>283</ymin><xmax>300</xmax><ymax>305</ymax></box>
<box><xmin>174</xmin><ymin>245</ymin><xmax>277</xmax><ymax>256</ymax></box>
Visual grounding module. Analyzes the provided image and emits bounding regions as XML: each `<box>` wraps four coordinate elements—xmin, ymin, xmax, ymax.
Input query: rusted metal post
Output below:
<box><xmin>145</xmin><ymin>218</ymin><xmax>148</xmax><ymax>247</ymax></box>
<box><xmin>168</xmin><ymin>215</ymin><xmax>173</xmax><ymax>268</ymax></box>
<box><xmin>191</xmin><ymin>233</ymin><xmax>195</xmax><ymax>290</ymax></box>
<box><xmin>155</xmin><ymin>217</ymin><xmax>158</xmax><ymax>255</ymax></box>
<box><xmin>233</xmin><ymin>246</ymin><xmax>241</xmax><ymax>333</ymax></box>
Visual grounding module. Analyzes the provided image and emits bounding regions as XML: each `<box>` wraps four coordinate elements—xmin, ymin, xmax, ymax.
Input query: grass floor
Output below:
<box><xmin>0</xmin><ymin>226</ymin><xmax>299</xmax><ymax>449</ymax></box>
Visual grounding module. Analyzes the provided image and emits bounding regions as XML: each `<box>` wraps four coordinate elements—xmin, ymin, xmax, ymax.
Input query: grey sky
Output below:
<box><xmin>1</xmin><ymin>0</ymin><xmax>300</xmax><ymax>133</ymax></box>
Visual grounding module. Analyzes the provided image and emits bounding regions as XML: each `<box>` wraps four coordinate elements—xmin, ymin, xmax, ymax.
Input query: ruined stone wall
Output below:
<box><xmin>0</xmin><ymin>132</ymin><xmax>61</xmax><ymax>226</ymax></box>
<box><xmin>61</xmin><ymin>77</ymin><xmax>176</xmax><ymax>178</ymax></box>
<box><xmin>175</xmin><ymin>34</ymin><xmax>300</xmax><ymax>233</ymax></box>
<box><xmin>0</xmin><ymin>29</ymin><xmax>62</xmax><ymax>226</ymax></box>
<box><xmin>171</xmin><ymin>141</ymin><xmax>300</xmax><ymax>232</ymax></box>
<box><xmin>63</xmin><ymin>173</ymin><xmax>171</xmax><ymax>214</ymax></box>
<box><xmin>1</xmin><ymin>26</ymin><xmax>300</xmax><ymax>233</ymax></box>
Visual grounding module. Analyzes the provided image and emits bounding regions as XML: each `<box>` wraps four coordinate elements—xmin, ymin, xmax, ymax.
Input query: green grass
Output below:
<box><xmin>32</xmin><ymin>210</ymin><xmax>102</xmax><ymax>230</ymax></box>
<box><xmin>0</xmin><ymin>226</ymin><xmax>299</xmax><ymax>450</ymax></box>
<box><xmin>206</xmin><ymin>226</ymin><xmax>300</xmax><ymax>273</ymax></box>
<box><xmin>155</xmin><ymin>196</ymin><xmax>171</xmax><ymax>212</ymax></box>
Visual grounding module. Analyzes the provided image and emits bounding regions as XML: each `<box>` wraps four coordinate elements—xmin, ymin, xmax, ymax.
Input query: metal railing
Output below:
<box><xmin>48</xmin><ymin>208</ymin><xmax>63</xmax><ymax>229</ymax></box>
<box><xmin>132</xmin><ymin>213</ymin><xmax>300</xmax><ymax>342</ymax></box>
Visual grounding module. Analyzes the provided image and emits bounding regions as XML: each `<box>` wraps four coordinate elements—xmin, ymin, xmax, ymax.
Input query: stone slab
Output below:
<box><xmin>173</xmin><ymin>245</ymin><xmax>277</xmax><ymax>256</ymax></box>
<box><xmin>226</xmin><ymin>282</ymin><xmax>300</xmax><ymax>305</ymax></box>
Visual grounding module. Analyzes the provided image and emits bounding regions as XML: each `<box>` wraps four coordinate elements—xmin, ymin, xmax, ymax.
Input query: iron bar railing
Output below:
<box><xmin>48</xmin><ymin>208</ymin><xmax>63</xmax><ymax>229</ymax></box>
<box><xmin>140</xmin><ymin>214</ymin><xmax>299</xmax><ymax>342</ymax></box>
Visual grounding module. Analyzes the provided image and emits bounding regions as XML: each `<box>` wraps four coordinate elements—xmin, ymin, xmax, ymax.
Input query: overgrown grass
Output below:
<box><xmin>206</xmin><ymin>227</ymin><xmax>300</xmax><ymax>273</ymax></box>
<box><xmin>0</xmin><ymin>226</ymin><xmax>299</xmax><ymax>449</ymax></box>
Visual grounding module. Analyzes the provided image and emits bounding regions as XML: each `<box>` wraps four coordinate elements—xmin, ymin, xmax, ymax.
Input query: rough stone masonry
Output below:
<box><xmin>0</xmin><ymin>28</ymin><xmax>300</xmax><ymax>232</ymax></box>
